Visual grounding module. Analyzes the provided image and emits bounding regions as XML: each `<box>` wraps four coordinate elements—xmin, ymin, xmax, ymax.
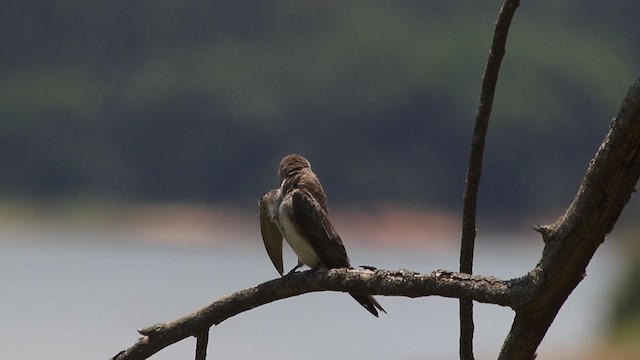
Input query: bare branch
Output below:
<box><xmin>498</xmin><ymin>78</ymin><xmax>640</xmax><ymax>360</ymax></box>
<box><xmin>111</xmin><ymin>268</ymin><xmax>538</xmax><ymax>360</ymax></box>
<box><xmin>195</xmin><ymin>329</ymin><xmax>209</xmax><ymax>360</ymax></box>
<box><xmin>460</xmin><ymin>0</ymin><xmax>520</xmax><ymax>358</ymax></box>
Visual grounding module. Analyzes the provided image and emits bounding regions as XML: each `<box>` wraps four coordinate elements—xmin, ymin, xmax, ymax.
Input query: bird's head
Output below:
<box><xmin>278</xmin><ymin>154</ymin><xmax>311</xmax><ymax>181</ymax></box>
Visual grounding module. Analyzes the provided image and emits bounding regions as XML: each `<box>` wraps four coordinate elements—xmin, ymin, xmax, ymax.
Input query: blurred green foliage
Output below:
<box><xmin>0</xmin><ymin>1</ymin><xmax>638</xmax><ymax>215</ymax></box>
<box><xmin>609</xmin><ymin>234</ymin><xmax>640</xmax><ymax>349</ymax></box>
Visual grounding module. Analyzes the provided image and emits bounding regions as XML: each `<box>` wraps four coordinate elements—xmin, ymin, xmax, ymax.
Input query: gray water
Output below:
<box><xmin>0</xmin><ymin>227</ymin><xmax>623</xmax><ymax>359</ymax></box>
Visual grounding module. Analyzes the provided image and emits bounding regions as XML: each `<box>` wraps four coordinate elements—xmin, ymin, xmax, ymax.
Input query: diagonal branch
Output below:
<box><xmin>498</xmin><ymin>78</ymin><xmax>640</xmax><ymax>360</ymax></box>
<box><xmin>111</xmin><ymin>267</ymin><xmax>539</xmax><ymax>360</ymax></box>
<box><xmin>460</xmin><ymin>0</ymin><xmax>520</xmax><ymax>358</ymax></box>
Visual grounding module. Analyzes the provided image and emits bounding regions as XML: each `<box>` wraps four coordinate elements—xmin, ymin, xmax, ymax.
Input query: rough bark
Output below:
<box><xmin>497</xmin><ymin>78</ymin><xmax>640</xmax><ymax>360</ymax></box>
<box><xmin>111</xmin><ymin>268</ymin><xmax>537</xmax><ymax>360</ymax></box>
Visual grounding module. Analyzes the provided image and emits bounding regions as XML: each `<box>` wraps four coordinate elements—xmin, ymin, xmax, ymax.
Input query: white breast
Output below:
<box><xmin>280</xmin><ymin>213</ymin><xmax>322</xmax><ymax>268</ymax></box>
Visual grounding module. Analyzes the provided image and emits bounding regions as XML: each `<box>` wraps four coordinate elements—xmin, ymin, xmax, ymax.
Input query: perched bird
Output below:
<box><xmin>259</xmin><ymin>154</ymin><xmax>386</xmax><ymax>317</ymax></box>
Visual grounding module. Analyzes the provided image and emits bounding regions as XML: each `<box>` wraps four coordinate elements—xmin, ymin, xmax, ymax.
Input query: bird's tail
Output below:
<box><xmin>349</xmin><ymin>293</ymin><xmax>386</xmax><ymax>317</ymax></box>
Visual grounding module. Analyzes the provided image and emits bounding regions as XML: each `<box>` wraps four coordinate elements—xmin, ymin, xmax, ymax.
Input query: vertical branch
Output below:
<box><xmin>195</xmin><ymin>329</ymin><xmax>210</xmax><ymax>360</ymax></box>
<box><xmin>459</xmin><ymin>0</ymin><xmax>520</xmax><ymax>359</ymax></box>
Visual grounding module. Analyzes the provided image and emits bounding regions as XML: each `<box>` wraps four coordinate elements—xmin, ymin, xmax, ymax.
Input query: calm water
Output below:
<box><xmin>0</xmin><ymin>227</ymin><xmax>624</xmax><ymax>360</ymax></box>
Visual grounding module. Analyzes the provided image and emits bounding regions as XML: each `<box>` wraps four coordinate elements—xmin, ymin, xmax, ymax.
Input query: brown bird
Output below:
<box><xmin>259</xmin><ymin>154</ymin><xmax>386</xmax><ymax>317</ymax></box>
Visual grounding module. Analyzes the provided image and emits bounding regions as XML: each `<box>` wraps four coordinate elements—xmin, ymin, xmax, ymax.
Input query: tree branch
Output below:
<box><xmin>194</xmin><ymin>329</ymin><xmax>209</xmax><ymax>360</ymax></box>
<box><xmin>498</xmin><ymin>78</ymin><xmax>640</xmax><ymax>360</ymax></box>
<box><xmin>460</xmin><ymin>0</ymin><xmax>520</xmax><ymax>358</ymax></box>
<box><xmin>111</xmin><ymin>267</ymin><xmax>539</xmax><ymax>360</ymax></box>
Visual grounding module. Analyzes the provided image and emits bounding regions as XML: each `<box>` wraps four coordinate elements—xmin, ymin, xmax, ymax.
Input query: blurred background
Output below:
<box><xmin>0</xmin><ymin>1</ymin><xmax>638</xmax><ymax>359</ymax></box>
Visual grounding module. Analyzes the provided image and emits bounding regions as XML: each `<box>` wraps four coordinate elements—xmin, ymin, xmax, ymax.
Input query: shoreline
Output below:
<box><xmin>0</xmin><ymin>201</ymin><xmax>553</xmax><ymax>248</ymax></box>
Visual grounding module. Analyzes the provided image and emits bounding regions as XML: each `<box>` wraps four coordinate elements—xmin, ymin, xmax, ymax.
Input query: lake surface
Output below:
<box><xmin>0</xmin><ymin>227</ymin><xmax>624</xmax><ymax>360</ymax></box>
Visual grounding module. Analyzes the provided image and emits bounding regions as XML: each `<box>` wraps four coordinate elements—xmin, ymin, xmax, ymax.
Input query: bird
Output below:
<box><xmin>259</xmin><ymin>154</ymin><xmax>386</xmax><ymax>317</ymax></box>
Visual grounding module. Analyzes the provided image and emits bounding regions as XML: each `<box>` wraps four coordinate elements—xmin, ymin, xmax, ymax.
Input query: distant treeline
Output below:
<box><xmin>1</xmin><ymin>1</ymin><xmax>638</xmax><ymax>216</ymax></box>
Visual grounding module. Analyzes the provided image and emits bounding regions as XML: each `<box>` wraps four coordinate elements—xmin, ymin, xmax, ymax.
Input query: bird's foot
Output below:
<box><xmin>286</xmin><ymin>263</ymin><xmax>303</xmax><ymax>276</ymax></box>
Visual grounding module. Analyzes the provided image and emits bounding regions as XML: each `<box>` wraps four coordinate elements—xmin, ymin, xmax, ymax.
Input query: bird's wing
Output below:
<box><xmin>291</xmin><ymin>189</ymin><xmax>350</xmax><ymax>268</ymax></box>
<box><xmin>260</xmin><ymin>202</ymin><xmax>284</xmax><ymax>275</ymax></box>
